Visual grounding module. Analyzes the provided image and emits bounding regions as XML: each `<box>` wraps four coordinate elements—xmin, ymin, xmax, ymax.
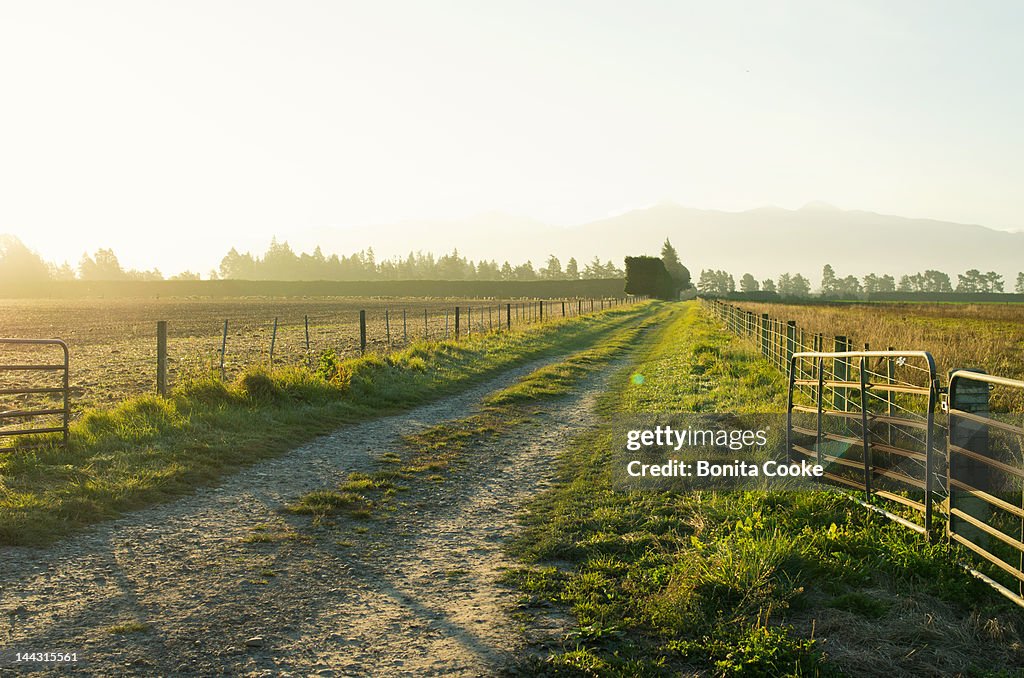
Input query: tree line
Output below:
<box><xmin>216</xmin><ymin>240</ymin><xmax>624</xmax><ymax>281</ymax></box>
<box><xmin>697</xmin><ymin>263</ymin><xmax>1024</xmax><ymax>296</ymax></box>
<box><xmin>0</xmin><ymin>235</ymin><xmax>625</xmax><ymax>282</ymax></box>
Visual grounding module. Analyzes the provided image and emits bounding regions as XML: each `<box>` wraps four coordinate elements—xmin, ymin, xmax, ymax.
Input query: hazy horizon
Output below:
<box><xmin>2</xmin><ymin>1</ymin><xmax>1023</xmax><ymax>275</ymax></box>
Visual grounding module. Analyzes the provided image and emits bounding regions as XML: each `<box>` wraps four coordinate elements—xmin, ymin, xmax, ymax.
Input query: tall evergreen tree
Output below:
<box><xmin>660</xmin><ymin>238</ymin><xmax>691</xmax><ymax>289</ymax></box>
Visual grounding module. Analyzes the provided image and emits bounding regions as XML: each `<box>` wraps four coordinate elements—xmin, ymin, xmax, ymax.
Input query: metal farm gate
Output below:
<box><xmin>706</xmin><ymin>299</ymin><xmax>1024</xmax><ymax>608</ymax></box>
<box><xmin>945</xmin><ymin>370</ymin><xmax>1024</xmax><ymax>605</ymax></box>
<box><xmin>786</xmin><ymin>349</ymin><xmax>940</xmax><ymax>536</ymax></box>
<box><xmin>0</xmin><ymin>338</ymin><xmax>70</xmax><ymax>453</ymax></box>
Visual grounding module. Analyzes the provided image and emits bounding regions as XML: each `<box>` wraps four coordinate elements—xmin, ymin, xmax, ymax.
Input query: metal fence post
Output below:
<box><xmin>859</xmin><ymin>356</ymin><xmax>872</xmax><ymax>499</ymax></box>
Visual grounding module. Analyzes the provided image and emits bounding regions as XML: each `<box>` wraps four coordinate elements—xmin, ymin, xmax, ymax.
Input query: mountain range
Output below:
<box><xmin>298</xmin><ymin>202</ymin><xmax>1024</xmax><ymax>282</ymax></box>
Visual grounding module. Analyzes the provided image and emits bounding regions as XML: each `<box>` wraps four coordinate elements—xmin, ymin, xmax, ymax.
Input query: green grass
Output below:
<box><xmin>0</xmin><ymin>302</ymin><xmax>658</xmax><ymax>546</ymax></box>
<box><xmin>504</xmin><ymin>301</ymin><xmax>1024</xmax><ymax>676</ymax></box>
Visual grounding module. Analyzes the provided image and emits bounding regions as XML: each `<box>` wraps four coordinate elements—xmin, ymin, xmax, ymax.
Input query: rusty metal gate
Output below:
<box><xmin>0</xmin><ymin>338</ymin><xmax>70</xmax><ymax>453</ymax></box>
<box><xmin>786</xmin><ymin>349</ymin><xmax>940</xmax><ymax>536</ymax></box>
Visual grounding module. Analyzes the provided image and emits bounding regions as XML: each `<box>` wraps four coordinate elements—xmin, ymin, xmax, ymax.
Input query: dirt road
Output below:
<box><xmin>0</xmin><ymin>356</ymin><xmax>614</xmax><ymax>676</ymax></box>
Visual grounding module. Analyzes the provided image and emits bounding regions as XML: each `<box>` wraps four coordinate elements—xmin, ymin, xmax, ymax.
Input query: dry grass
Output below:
<box><xmin>733</xmin><ymin>300</ymin><xmax>1024</xmax><ymax>411</ymax></box>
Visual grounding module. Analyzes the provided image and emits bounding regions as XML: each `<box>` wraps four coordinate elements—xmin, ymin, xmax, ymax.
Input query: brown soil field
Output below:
<box><xmin>0</xmin><ymin>296</ymin><xmax>594</xmax><ymax>413</ymax></box>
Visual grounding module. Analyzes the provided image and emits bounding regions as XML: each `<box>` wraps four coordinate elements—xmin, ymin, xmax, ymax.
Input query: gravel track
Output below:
<box><xmin>0</xmin><ymin>354</ymin><xmax>618</xmax><ymax>676</ymax></box>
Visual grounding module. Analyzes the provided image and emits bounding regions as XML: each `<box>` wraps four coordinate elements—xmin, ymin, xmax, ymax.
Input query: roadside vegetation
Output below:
<box><xmin>504</xmin><ymin>302</ymin><xmax>1024</xmax><ymax>676</ymax></box>
<box><xmin>0</xmin><ymin>302</ymin><xmax>656</xmax><ymax>546</ymax></box>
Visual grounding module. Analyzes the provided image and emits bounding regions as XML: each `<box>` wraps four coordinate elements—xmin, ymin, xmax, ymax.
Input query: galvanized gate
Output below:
<box><xmin>946</xmin><ymin>370</ymin><xmax>1024</xmax><ymax>606</ymax></box>
<box><xmin>707</xmin><ymin>298</ymin><xmax>1024</xmax><ymax>607</ymax></box>
<box><xmin>786</xmin><ymin>349</ymin><xmax>940</xmax><ymax>535</ymax></box>
<box><xmin>0</xmin><ymin>338</ymin><xmax>70</xmax><ymax>452</ymax></box>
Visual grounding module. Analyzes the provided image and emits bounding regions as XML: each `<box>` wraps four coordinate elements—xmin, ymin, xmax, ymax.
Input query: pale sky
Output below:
<box><xmin>1</xmin><ymin>0</ymin><xmax>1022</xmax><ymax>275</ymax></box>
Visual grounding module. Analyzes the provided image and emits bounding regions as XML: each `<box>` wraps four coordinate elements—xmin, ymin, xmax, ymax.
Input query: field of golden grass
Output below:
<box><xmin>733</xmin><ymin>301</ymin><xmax>1024</xmax><ymax>379</ymax></box>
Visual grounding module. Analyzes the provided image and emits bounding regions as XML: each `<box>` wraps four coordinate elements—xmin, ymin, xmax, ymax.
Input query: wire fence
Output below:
<box><xmin>0</xmin><ymin>295</ymin><xmax>646</xmax><ymax>419</ymax></box>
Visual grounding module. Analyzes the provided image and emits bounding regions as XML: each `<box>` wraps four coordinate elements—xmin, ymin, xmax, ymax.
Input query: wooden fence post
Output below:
<box><xmin>424</xmin><ymin>308</ymin><xmax>428</xmax><ymax>339</ymax></box>
<box><xmin>786</xmin><ymin>321</ymin><xmax>796</xmax><ymax>376</ymax></box>
<box><xmin>562</xmin><ymin>301</ymin><xmax>566</xmax><ymax>317</ymax></box>
<box><xmin>468</xmin><ymin>306</ymin><xmax>472</xmax><ymax>336</ymax></box>
<box><xmin>760</xmin><ymin>313</ymin><xmax>769</xmax><ymax>358</ymax></box>
<box><xmin>403</xmin><ymin>309</ymin><xmax>407</xmax><ymax>344</ymax></box>
<box><xmin>834</xmin><ymin>336</ymin><xmax>849</xmax><ymax>411</ymax></box>
<box><xmin>157</xmin><ymin>320</ymin><xmax>167</xmax><ymax>397</ymax></box>
<box><xmin>360</xmin><ymin>310</ymin><xmax>367</xmax><ymax>354</ymax></box>
<box><xmin>304</xmin><ymin>315</ymin><xmax>310</xmax><ymax>354</ymax></box>
<box><xmin>506</xmin><ymin>303</ymin><xmax>512</xmax><ymax>330</ymax></box>
<box><xmin>455</xmin><ymin>306</ymin><xmax>461</xmax><ymax>339</ymax></box>
<box><xmin>385</xmin><ymin>308</ymin><xmax>391</xmax><ymax>347</ymax></box>
<box><xmin>539</xmin><ymin>300</ymin><xmax>544</xmax><ymax>322</ymax></box>
<box><xmin>219</xmin><ymin>319</ymin><xmax>228</xmax><ymax>380</ymax></box>
<box><xmin>270</xmin><ymin>317</ymin><xmax>278</xmax><ymax>364</ymax></box>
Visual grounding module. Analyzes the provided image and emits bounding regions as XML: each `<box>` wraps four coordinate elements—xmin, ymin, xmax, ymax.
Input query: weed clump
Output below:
<box><xmin>238</xmin><ymin>370</ymin><xmax>281</xmax><ymax>403</ymax></box>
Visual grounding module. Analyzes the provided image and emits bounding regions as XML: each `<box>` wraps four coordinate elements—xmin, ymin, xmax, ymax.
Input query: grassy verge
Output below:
<box><xmin>0</xmin><ymin>303</ymin><xmax>658</xmax><ymax>546</ymax></box>
<box><xmin>284</xmin><ymin>305</ymin><xmax>677</xmax><ymax>525</ymax></box>
<box><xmin>504</xmin><ymin>301</ymin><xmax>1024</xmax><ymax>676</ymax></box>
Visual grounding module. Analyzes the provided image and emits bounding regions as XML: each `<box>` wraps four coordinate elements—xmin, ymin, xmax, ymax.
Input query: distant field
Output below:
<box><xmin>0</xmin><ymin>296</ymin><xmax>595</xmax><ymax>411</ymax></box>
<box><xmin>732</xmin><ymin>300</ymin><xmax>1024</xmax><ymax>382</ymax></box>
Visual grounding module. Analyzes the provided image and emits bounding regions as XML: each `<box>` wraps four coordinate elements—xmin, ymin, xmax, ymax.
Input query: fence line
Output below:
<box><xmin>1</xmin><ymin>295</ymin><xmax>648</xmax><ymax>452</ymax></box>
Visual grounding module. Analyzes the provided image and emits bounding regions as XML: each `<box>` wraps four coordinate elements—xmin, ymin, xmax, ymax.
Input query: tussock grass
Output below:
<box><xmin>0</xmin><ymin>303</ymin><xmax>656</xmax><ymax>546</ymax></box>
<box><xmin>505</xmin><ymin>302</ymin><xmax>1024</xmax><ymax>676</ymax></box>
